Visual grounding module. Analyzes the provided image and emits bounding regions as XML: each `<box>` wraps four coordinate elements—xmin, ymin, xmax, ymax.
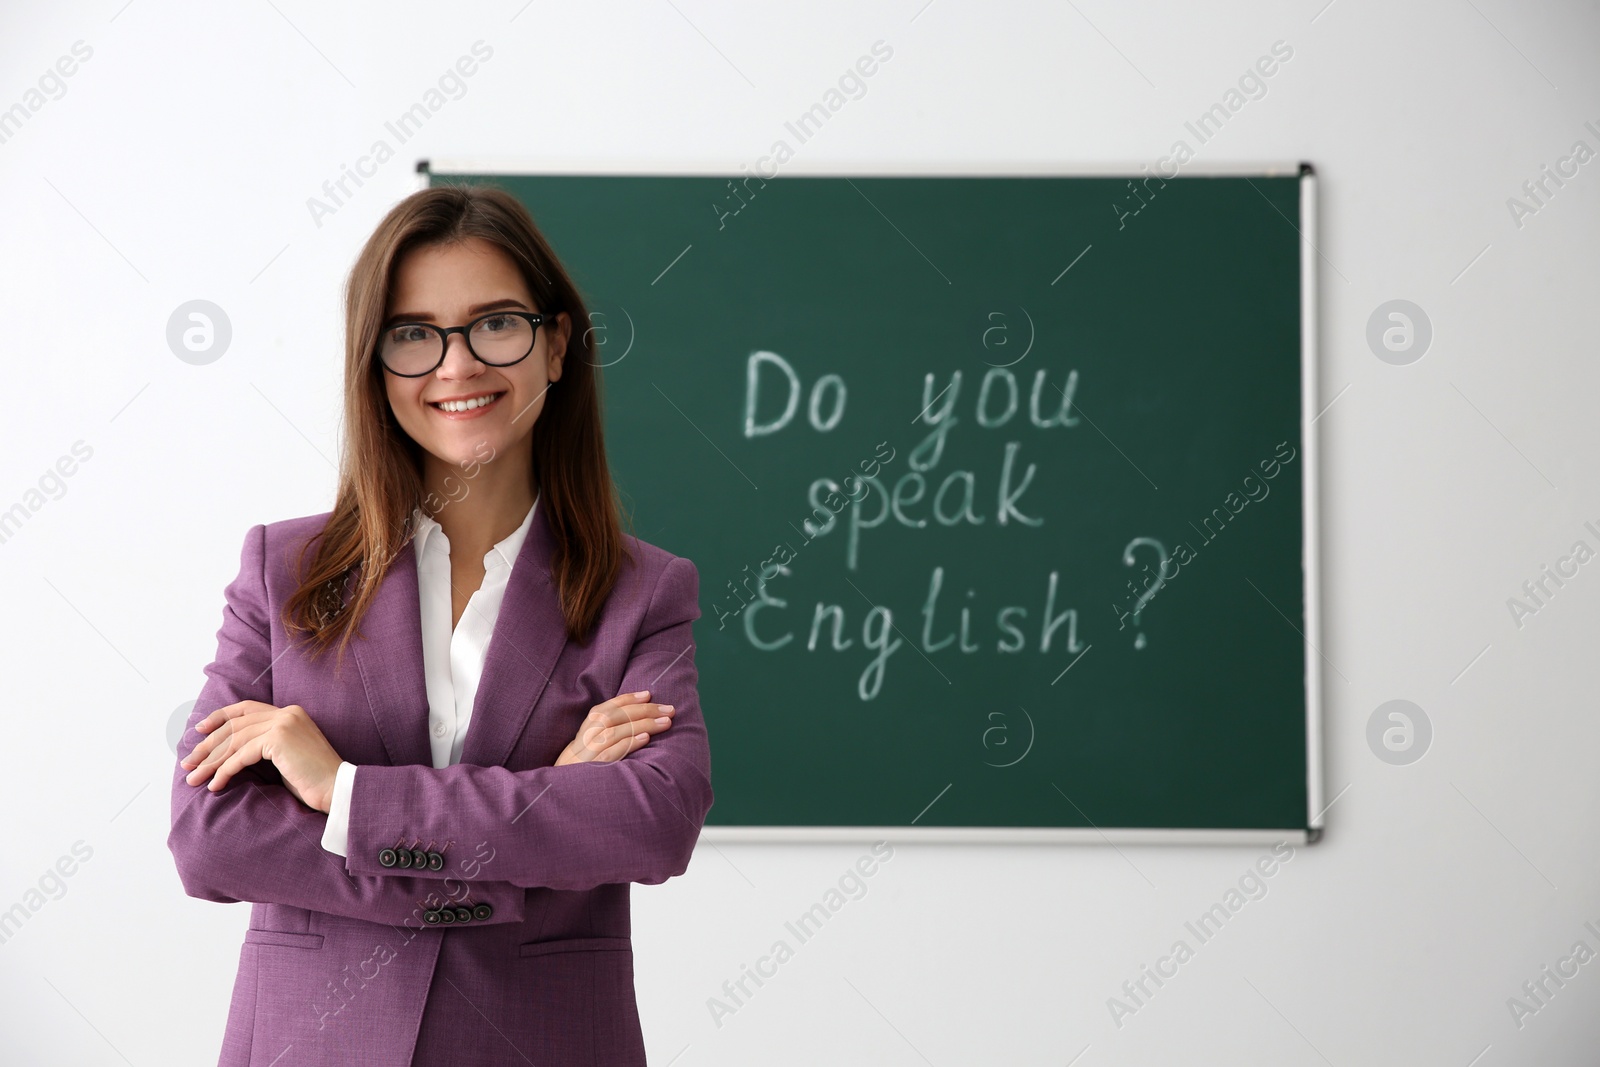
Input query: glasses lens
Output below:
<box><xmin>470</xmin><ymin>313</ymin><xmax>536</xmax><ymax>364</ymax></box>
<box><xmin>379</xmin><ymin>324</ymin><xmax>441</xmax><ymax>376</ymax></box>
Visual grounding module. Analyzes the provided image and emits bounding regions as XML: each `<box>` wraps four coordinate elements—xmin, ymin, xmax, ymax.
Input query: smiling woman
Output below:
<box><xmin>169</xmin><ymin>184</ymin><xmax>713</xmax><ymax>1067</ymax></box>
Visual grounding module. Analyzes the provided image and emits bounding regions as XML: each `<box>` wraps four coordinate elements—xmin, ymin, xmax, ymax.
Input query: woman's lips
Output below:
<box><xmin>428</xmin><ymin>392</ymin><xmax>505</xmax><ymax>420</ymax></box>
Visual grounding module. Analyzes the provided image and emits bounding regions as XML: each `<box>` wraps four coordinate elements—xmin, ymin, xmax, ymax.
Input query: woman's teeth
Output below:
<box><xmin>432</xmin><ymin>393</ymin><xmax>503</xmax><ymax>412</ymax></box>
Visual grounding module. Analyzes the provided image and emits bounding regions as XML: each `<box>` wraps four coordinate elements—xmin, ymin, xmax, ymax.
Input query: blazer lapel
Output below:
<box><xmin>350</xmin><ymin>537</ymin><xmax>434</xmax><ymax>768</ymax></box>
<box><xmin>460</xmin><ymin>499</ymin><xmax>569</xmax><ymax>768</ymax></box>
<box><xmin>349</xmin><ymin>501</ymin><xmax>569</xmax><ymax>770</ymax></box>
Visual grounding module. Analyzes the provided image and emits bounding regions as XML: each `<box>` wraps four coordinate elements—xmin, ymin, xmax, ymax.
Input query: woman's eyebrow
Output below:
<box><xmin>383</xmin><ymin>298</ymin><xmax>530</xmax><ymax>327</ymax></box>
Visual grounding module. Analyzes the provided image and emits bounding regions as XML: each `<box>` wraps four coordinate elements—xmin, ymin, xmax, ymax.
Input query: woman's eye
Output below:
<box><xmin>477</xmin><ymin>314</ymin><xmax>513</xmax><ymax>332</ymax></box>
<box><xmin>390</xmin><ymin>325</ymin><xmax>428</xmax><ymax>343</ymax></box>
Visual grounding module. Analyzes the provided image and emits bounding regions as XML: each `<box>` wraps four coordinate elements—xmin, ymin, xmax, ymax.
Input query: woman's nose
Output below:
<box><xmin>438</xmin><ymin>331</ymin><xmax>480</xmax><ymax>375</ymax></box>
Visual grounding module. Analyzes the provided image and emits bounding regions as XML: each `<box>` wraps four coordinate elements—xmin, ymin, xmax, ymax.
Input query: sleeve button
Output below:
<box><xmin>427</xmin><ymin>851</ymin><xmax>445</xmax><ymax>871</ymax></box>
<box><xmin>453</xmin><ymin>906</ymin><xmax>472</xmax><ymax>924</ymax></box>
<box><xmin>411</xmin><ymin>848</ymin><xmax>430</xmax><ymax>869</ymax></box>
<box><xmin>422</xmin><ymin>909</ymin><xmax>441</xmax><ymax>925</ymax></box>
<box><xmin>472</xmin><ymin>903</ymin><xmax>493</xmax><ymax>921</ymax></box>
<box><xmin>378</xmin><ymin>848</ymin><xmax>398</xmax><ymax>868</ymax></box>
<box><xmin>395</xmin><ymin>849</ymin><xmax>413</xmax><ymax>869</ymax></box>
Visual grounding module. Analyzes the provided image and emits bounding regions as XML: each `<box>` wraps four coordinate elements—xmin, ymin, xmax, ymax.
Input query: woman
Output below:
<box><xmin>168</xmin><ymin>184</ymin><xmax>712</xmax><ymax>1066</ymax></box>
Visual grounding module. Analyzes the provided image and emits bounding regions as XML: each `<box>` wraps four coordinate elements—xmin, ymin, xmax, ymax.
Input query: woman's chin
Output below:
<box><xmin>420</xmin><ymin>432</ymin><xmax>499</xmax><ymax>469</ymax></box>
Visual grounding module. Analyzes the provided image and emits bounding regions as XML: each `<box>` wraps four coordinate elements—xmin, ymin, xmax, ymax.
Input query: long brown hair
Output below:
<box><xmin>283</xmin><ymin>182</ymin><xmax>631</xmax><ymax>672</ymax></box>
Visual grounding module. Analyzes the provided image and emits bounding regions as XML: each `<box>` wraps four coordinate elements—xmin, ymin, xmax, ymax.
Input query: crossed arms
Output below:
<box><xmin>167</xmin><ymin>523</ymin><xmax>713</xmax><ymax>929</ymax></box>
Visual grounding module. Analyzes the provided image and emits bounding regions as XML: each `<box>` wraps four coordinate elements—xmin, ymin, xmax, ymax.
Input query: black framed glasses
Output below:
<box><xmin>377</xmin><ymin>310</ymin><xmax>557</xmax><ymax>377</ymax></box>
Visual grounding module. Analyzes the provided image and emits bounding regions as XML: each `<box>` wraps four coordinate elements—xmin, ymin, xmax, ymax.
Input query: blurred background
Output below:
<box><xmin>0</xmin><ymin>1</ymin><xmax>1597</xmax><ymax>1063</ymax></box>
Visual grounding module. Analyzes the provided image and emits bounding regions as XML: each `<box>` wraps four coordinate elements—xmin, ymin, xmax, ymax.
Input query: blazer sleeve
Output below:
<box><xmin>342</xmin><ymin>554</ymin><xmax>714</xmax><ymax>891</ymax></box>
<box><xmin>167</xmin><ymin>523</ymin><xmax>528</xmax><ymax>927</ymax></box>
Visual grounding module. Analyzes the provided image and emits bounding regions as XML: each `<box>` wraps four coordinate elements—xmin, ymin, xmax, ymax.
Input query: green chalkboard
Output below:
<box><xmin>426</xmin><ymin>165</ymin><xmax>1317</xmax><ymax>837</ymax></box>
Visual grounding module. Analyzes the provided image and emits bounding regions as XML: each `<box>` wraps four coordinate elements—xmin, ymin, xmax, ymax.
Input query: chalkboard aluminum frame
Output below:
<box><xmin>418</xmin><ymin>159</ymin><xmax>1324</xmax><ymax>848</ymax></box>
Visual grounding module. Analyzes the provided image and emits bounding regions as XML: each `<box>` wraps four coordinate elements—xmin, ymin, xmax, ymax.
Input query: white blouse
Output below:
<box><xmin>319</xmin><ymin>493</ymin><xmax>539</xmax><ymax>856</ymax></box>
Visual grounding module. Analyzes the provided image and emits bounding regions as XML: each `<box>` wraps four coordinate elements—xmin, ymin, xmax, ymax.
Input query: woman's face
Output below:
<box><xmin>381</xmin><ymin>236</ymin><xmax>569</xmax><ymax>473</ymax></box>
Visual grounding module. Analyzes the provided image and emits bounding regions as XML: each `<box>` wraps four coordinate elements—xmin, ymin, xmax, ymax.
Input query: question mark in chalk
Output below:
<box><xmin>1120</xmin><ymin>537</ymin><xmax>1172</xmax><ymax>650</ymax></box>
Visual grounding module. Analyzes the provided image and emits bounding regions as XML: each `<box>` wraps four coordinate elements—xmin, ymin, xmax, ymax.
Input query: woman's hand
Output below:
<box><xmin>554</xmin><ymin>690</ymin><xmax>675</xmax><ymax>767</ymax></box>
<box><xmin>180</xmin><ymin>701</ymin><xmax>344</xmax><ymax>813</ymax></box>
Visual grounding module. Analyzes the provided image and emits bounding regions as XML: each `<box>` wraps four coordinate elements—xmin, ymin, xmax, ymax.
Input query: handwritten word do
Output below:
<box><xmin>744</xmin><ymin>350</ymin><xmax>847</xmax><ymax>437</ymax></box>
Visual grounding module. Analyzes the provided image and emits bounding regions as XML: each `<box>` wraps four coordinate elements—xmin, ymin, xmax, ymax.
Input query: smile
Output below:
<box><xmin>429</xmin><ymin>391</ymin><xmax>506</xmax><ymax>415</ymax></box>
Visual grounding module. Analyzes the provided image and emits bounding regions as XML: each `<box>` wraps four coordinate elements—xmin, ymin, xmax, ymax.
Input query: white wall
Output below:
<box><xmin>2</xmin><ymin>1</ymin><xmax>1597</xmax><ymax>1063</ymax></box>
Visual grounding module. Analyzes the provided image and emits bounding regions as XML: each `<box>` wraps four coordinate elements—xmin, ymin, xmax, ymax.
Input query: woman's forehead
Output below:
<box><xmin>388</xmin><ymin>238</ymin><xmax>532</xmax><ymax>313</ymax></box>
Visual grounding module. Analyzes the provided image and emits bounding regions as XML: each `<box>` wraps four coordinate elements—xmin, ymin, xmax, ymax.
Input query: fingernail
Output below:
<box><xmin>635</xmin><ymin>690</ymin><xmax>649</xmax><ymax>698</ymax></box>
<box><xmin>655</xmin><ymin>717</ymin><xmax>671</xmax><ymax>726</ymax></box>
<box><xmin>660</xmin><ymin>704</ymin><xmax>675</xmax><ymax>712</ymax></box>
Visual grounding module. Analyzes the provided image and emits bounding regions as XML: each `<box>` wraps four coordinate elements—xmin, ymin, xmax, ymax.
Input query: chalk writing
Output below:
<box><xmin>729</xmin><ymin>351</ymin><xmax>1092</xmax><ymax>699</ymax></box>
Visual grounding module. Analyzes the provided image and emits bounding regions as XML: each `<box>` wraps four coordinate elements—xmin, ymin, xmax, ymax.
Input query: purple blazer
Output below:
<box><xmin>168</xmin><ymin>503</ymin><xmax>713</xmax><ymax>1066</ymax></box>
